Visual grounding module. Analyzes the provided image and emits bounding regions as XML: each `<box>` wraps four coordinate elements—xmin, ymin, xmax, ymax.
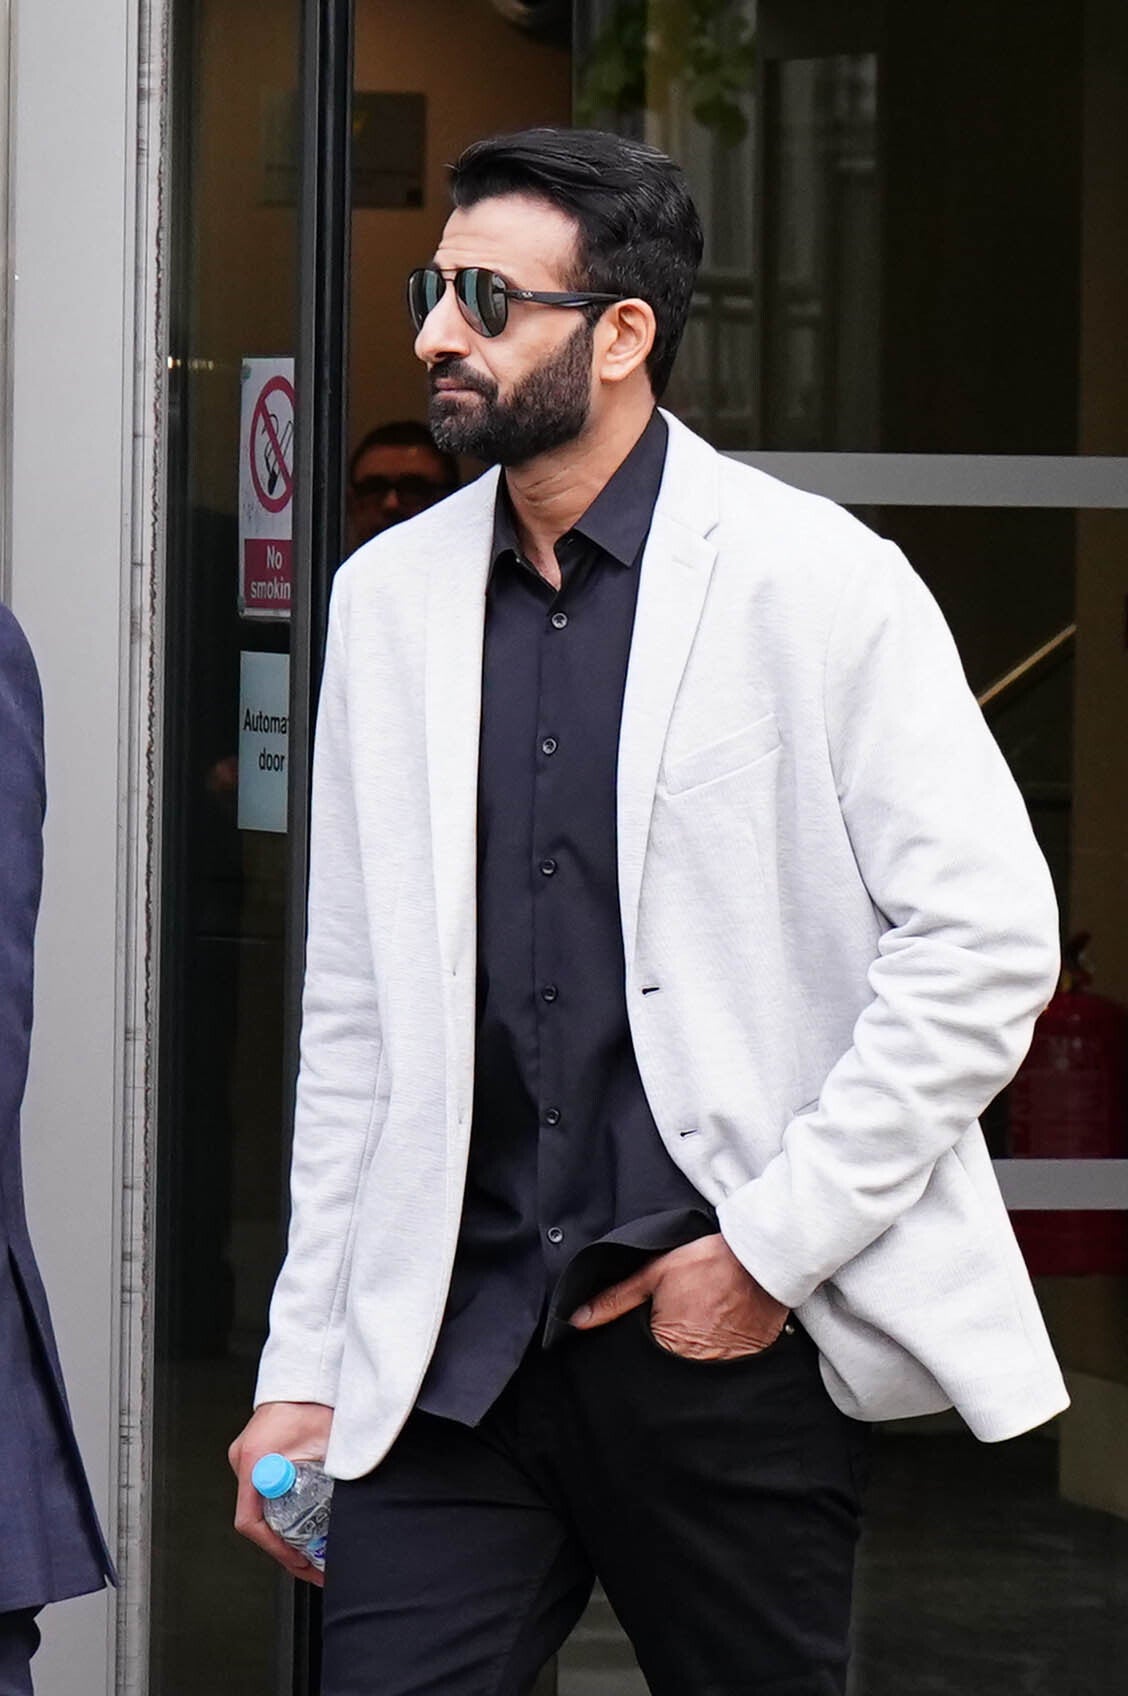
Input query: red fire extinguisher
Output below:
<box><xmin>1008</xmin><ymin>933</ymin><xmax>1128</xmax><ymax>1275</ymax></box>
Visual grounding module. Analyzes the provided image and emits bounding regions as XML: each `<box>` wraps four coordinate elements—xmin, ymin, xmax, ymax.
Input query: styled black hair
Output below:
<box><xmin>349</xmin><ymin>420</ymin><xmax>460</xmax><ymax>489</ymax></box>
<box><xmin>449</xmin><ymin>128</ymin><xmax>703</xmax><ymax>399</ymax></box>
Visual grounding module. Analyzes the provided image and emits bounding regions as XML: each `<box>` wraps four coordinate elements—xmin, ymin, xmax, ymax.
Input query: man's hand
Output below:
<box><xmin>569</xmin><ymin>1233</ymin><xmax>791</xmax><ymax>1361</ymax></box>
<box><xmin>228</xmin><ymin>1401</ymin><xmax>335</xmax><ymax>1586</ymax></box>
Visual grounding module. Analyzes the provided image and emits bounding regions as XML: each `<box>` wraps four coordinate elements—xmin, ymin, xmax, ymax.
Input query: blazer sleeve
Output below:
<box><xmin>716</xmin><ymin>538</ymin><xmax>1060</xmax><ymax>1309</ymax></box>
<box><xmin>0</xmin><ymin>607</ymin><xmax>46</xmax><ymax>1180</ymax></box>
<box><xmin>254</xmin><ymin>575</ymin><xmax>385</xmax><ymax>1407</ymax></box>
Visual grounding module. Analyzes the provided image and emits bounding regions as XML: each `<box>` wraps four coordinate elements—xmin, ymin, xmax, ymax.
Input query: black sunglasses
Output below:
<box><xmin>351</xmin><ymin>474</ymin><xmax>451</xmax><ymax>506</ymax></box>
<box><xmin>407</xmin><ymin>265</ymin><xmax>624</xmax><ymax>339</ymax></box>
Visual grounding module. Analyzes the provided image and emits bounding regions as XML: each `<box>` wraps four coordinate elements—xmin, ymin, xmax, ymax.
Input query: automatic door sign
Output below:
<box><xmin>239</xmin><ymin>357</ymin><xmax>295</xmax><ymax>619</ymax></box>
<box><xmin>238</xmin><ymin>651</ymin><xmax>290</xmax><ymax>833</ymax></box>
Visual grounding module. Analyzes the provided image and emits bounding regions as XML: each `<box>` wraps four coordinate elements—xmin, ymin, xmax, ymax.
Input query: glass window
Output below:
<box><xmin>574</xmin><ymin>0</ymin><xmax>1128</xmax><ymax>455</ymax></box>
<box><xmin>763</xmin><ymin>52</ymin><xmax>879</xmax><ymax>449</ymax></box>
<box><xmin>153</xmin><ymin>0</ymin><xmax>301</xmax><ymax>1688</ymax></box>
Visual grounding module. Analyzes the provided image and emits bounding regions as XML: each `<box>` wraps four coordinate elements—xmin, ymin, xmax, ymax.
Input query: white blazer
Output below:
<box><xmin>255</xmin><ymin>412</ymin><xmax>1068</xmax><ymax>1480</ymax></box>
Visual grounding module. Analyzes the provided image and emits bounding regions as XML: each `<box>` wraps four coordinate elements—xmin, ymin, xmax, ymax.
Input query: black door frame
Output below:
<box><xmin>284</xmin><ymin>1</ymin><xmax>354</xmax><ymax>1689</ymax></box>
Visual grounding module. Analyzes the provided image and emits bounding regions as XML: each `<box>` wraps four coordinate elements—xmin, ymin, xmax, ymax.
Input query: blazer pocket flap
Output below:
<box><xmin>662</xmin><ymin>712</ymin><xmax>781</xmax><ymax>796</ymax></box>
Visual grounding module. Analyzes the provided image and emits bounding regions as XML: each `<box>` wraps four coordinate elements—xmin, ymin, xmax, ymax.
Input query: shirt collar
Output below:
<box><xmin>491</xmin><ymin>409</ymin><xmax>668</xmax><ymax>574</ymax></box>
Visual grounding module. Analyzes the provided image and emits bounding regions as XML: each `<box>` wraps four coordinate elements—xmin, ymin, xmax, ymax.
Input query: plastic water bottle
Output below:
<box><xmin>251</xmin><ymin>1452</ymin><xmax>333</xmax><ymax>1571</ymax></box>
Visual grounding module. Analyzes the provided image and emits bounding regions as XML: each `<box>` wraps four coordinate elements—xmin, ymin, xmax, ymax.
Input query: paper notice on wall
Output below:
<box><xmin>239</xmin><ymin>356</ymin><xmax>295</xmax><ymax>619</ymax></box>
<box><xmin>237</xmin><ymin>651</ymin><xmax>290</xmax><ymax>833</ymax></box>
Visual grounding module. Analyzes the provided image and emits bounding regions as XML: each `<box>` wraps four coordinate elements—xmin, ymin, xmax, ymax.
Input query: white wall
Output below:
<box><xmin>6</xmin><ymin>0</ymin><xmax>159</xmax><ymax>1690</ymax></box>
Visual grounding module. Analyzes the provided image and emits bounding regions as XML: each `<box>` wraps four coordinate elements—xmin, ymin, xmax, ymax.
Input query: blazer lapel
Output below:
<box><xmin>618</xmin><ymin>417</ymin><xmax>720</xmax><ymax>970</ymax></box>
<box><xmin>424</xmin><ymin>471</ymin><xmax>499</xmax><ymax>1056</ymax></box>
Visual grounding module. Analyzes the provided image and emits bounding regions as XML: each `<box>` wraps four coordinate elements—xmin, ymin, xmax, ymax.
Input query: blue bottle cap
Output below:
<box><xmin>252</xmin><ymin>1452</ymin><xmax>298</xmax><ymax>1499</ymax></box>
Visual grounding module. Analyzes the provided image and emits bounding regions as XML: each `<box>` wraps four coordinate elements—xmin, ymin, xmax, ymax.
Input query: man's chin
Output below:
<box><xmin>429</xmin><ymin>403</ymin><xmax>491</xmax><ymax>458</ymax></box>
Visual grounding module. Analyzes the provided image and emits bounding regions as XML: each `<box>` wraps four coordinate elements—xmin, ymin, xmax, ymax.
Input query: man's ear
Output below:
<box><xmin>596</xmin><ymin>298</ymin><xmax>656</xmax><ymax>387</ymax></box>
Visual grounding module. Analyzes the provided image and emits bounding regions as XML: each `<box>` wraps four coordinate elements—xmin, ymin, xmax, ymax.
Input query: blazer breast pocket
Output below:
<box><xmin>661</xmin><ymin>712</ymin><xmax>781</xmax><ymax>797</ymax></box>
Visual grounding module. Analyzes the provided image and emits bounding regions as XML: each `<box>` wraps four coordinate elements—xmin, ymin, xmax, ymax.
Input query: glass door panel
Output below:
<box><xmin>576</xmin><ymin>0</ymin><xmax>1128</xmax><ymax>457</ymax></box>
<box><xmin>153</xmin><ymin>0</ymin><xmax>301</xmax><ymax>1690</ymax></box>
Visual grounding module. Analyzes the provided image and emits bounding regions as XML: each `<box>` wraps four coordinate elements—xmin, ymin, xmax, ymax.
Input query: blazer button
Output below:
<box><xmin>546</xmin><ymin>1226</ymin><xmax>565</xmax><ymax>1245</ymax></box>
<box><xmin>541</xmin><ymin>984</ymin><xmax>558</xmax><ymax>1003</ymax></box>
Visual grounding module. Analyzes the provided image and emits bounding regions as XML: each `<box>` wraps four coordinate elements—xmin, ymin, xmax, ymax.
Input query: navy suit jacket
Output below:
<box><xmin>0</xmin><ymin>604</ymin><xmax>112</xmax><ymax>1611</ymax></box>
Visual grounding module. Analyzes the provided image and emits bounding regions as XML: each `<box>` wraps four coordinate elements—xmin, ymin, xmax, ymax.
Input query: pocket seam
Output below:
<box><xmin>661</xmin><ymin>713</ymin><xmax>781</xmax><ymax>796</ymax></box>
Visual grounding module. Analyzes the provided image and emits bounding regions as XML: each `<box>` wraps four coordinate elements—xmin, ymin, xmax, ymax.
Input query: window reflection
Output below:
<box><xmin>575</xmin><ymin>0</ymin><xmax>760</xmax><ymax>444</ymax></box>
<box><xmin>765</xmin><ymin>53</ymin><xmax>878</xmax><ymax>449</ymax></box>
<box><xmin>574</xmin><ymin>0</ymin><xmax>1127</xmax><ymax>456</ymax></box>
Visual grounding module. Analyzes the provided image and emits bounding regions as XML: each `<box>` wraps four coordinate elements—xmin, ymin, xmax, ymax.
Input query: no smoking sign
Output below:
<box><xmin>239</xmin><ymin>357</ymin><xmax>295</xmax><ymax>619</ymax></box>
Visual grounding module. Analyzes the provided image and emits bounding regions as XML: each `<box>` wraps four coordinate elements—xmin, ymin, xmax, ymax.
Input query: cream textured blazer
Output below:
<box><xmin>255</xmin><ymin>412</ymin><xmax>1068</xmax><ymax>1480</ymax></box>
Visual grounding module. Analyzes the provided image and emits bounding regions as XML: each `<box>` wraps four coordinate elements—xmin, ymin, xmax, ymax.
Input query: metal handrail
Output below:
<box><xmin>977</xmin><ymin>622</ymin><xmax>1076</xmax><ymax>710</ymax></box>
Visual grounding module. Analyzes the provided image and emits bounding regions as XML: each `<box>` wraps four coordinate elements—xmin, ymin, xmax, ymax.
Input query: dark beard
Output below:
<box><xmin>427</xmin><ymin>320</ymin><xmax>594</xmax><ymax>466</ymax></box>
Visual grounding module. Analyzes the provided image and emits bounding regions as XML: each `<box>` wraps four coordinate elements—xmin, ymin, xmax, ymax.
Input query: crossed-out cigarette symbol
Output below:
<box><xmin>249</xmin><ymin>373</ymin><xmax>296</xmax><ymax>515</ymax></box>
<box><xmin>264</xmin><ymin>412</ymin><xmax>294</xmax><ymax>496</ymax></box>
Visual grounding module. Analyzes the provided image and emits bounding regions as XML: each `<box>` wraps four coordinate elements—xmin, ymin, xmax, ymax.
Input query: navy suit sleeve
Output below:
<box><xmin>0</xmin><ymin>613</ymin><xmax>115</xmax><ymax>1600</ymax></box>
<box><xmin>0</xmin><ymin>605</ymin><xmax>45</xmax><ymax>1174</ymax></box>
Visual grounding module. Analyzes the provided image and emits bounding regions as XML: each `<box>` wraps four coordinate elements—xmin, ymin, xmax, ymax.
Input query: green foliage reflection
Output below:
<box><xmin>576</xmin><ymin>0</ymin><xmax>757</xmax><ymax>145</ymax></box>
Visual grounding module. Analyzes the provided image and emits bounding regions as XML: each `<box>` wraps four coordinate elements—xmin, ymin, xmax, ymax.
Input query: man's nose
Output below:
<box><xmin>381</xmin><ymin>490</ymin><xmax>401</xmax><ymax>518</ymax></box>
<box><xmin>414</xmin><ymin>280</ymin><xmax>472</xmax><ymax>366</ymax></box>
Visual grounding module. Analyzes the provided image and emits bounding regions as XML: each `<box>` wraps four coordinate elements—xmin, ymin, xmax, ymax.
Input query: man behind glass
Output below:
<box><xmin>346</xmin><ymin>419</ymin><xmax>459</xmax><ymax>549</ymax></box>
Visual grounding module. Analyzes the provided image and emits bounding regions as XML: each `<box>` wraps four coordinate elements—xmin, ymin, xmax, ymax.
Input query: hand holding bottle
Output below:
<box><xmin>252</xmin><ymin>1453</ymin><xmax>333</xmax><ymax>1570</ymax></box>
<box><xmin>228</xmin><ymin>1401</ymin><xmax>334</xmax><ymax>1586</ymax></box>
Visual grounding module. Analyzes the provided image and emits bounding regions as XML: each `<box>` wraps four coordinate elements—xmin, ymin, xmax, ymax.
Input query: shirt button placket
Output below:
<box><xmin>536</xmin><ymin>595</ymin><xmax>567</xmax><ymax>1280</ymax></box>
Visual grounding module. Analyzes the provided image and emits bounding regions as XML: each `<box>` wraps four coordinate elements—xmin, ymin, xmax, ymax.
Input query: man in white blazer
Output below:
<box><xmin>231</xmin><ymin>128</ymin><xmax>1067</xmax><ymax>1695</ymax></box>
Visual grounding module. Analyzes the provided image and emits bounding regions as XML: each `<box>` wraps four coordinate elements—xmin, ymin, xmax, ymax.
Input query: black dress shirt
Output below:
<box><xmin>417</xmin><ymin>412</ymin><xmax>714</xmax><ymax>1425</ymax></box>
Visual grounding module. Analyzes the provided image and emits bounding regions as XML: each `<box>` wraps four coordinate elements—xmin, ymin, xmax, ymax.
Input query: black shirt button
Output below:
<box><xmin>546</xmin><ymin>1226</ymin><xmax>565</xmax><ymax>1245</ymax></box>
<box><xmin>541</xmin><ymin>984</ymin><xmax>558</xmax><ymax>1003</ymax></box>
<box><xmin>540</xmin><ymin>736</ymin><xmax>558</xmax><ymax>756</ymax></box>
<box><xmin>539</xmin><ymin>858</ymin><xmax>558</xmax><ymax>877</ymax></box>
<box><xmin>550</xmin><ymin>611</ymin><xmax>568</xmax><ymax>630</ymax></box>
<box><xmin>543</xmin><ymin>1107</ymin><xmax>562</xmax><ymax>1126</ymax></box>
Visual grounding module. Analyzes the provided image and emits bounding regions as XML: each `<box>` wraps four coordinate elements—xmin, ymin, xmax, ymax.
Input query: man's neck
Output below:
<box><xmin>504</xmin><ymin>400</ymin><xmax>656</xmax><ymax>588</ymax></box>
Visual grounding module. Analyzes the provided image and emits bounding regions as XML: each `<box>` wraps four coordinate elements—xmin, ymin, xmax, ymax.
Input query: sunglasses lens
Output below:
<box><xmin>459</xmin><ymin>268</ymin><xmax>507</xmax><ymax>337</ymax></box>
<box><xmin>407</xmin><ymin>267</ymin><xmax>445</xmax><ymax>331</ymax></box>
<box><xmin>407</xmin><ymin>267</ymin><xmax>508</xmax><ymax>336</ymax></box>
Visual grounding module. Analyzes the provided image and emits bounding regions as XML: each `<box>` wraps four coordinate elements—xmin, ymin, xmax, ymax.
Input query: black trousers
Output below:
<box><xmin>322</xmin><ymin>1307</ymin><xmax>869</xmax><ymax>1696</ymax></box>
<box><xmin>0</xmin><ymin>1611</ymin><xmax>39</xmax><ymax>1696</ymax></box>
